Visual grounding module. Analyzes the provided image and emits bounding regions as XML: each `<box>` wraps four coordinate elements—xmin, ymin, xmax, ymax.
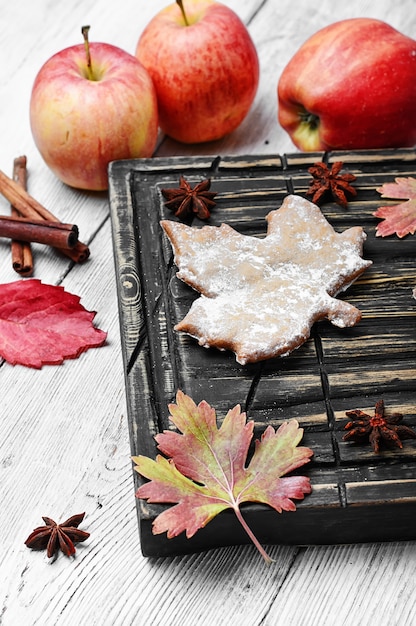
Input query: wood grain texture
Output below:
<box><xmin>1</xmin><ymin>0</ymin><xmax>415</xmax><ymax>624</ymax></box>
<box><xmin>109</xmin><ymin>149</ymin><xmax>416</xmax><ymax>557</ymax></box>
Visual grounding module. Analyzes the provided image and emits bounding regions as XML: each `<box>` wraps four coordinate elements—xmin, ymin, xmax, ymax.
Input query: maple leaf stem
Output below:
<box><xmin>233</xmin><ymin>506</ymin><xmax>273</xmax><ymax>565</ymax></box>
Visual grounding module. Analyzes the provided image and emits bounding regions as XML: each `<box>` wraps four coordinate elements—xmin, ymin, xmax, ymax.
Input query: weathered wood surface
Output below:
<box><xmin>1</xmin><ymin>1</ymin><xmax>416</xmax><ymax>624</ymax></box>
<box><xmin>109</xmin><ymin>149</ymin><xmax>416</xmax><ymax>556</ymax></box>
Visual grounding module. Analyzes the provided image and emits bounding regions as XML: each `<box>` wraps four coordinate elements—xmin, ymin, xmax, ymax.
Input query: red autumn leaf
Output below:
<box><xmin>133</xmin><ymin>391</ymin><xmax>313</xmax><ymax>563</ymax></box>
<box><xmin>374</xmin><ymin>177</ymin><xmax>416</xmax><ymax>237</ymax></box>
<box><xmin>0</xmin><ymin>279</ymin><xmax>107</xmax><ymax>368</ymax></box>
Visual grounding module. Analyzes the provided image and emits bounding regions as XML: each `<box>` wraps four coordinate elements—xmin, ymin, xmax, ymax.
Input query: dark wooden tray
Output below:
<box><xmin>109</xmin><ymin>148</ymin><xmax>416</xmax><ymax>557</ymax></box>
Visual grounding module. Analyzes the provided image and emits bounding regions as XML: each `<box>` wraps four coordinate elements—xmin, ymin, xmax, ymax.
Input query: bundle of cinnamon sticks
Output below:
<box><xmin>0</xmin><ymin>156</ymin><xmax>90</xmax><ymax>276</ymax></box>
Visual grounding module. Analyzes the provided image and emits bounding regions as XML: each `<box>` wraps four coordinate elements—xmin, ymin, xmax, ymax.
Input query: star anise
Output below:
<box><xmin>24</xmin><ymin>512</ymin><xmax>90</xmax><ymax>558</ymax></box>
<box><xmin>343</xmin><ymin>399</ymin><xmax>416</xmax><ymax>453</ymax></box>
<box><xmin>161</xmin><ymin>175</ymin><xmax>217</xmax><ymax>220</ymax></box>
<box><xmin>307</xmin><ymin>161</ymin><xmax>357</xmax><ymax>208</ymax></box>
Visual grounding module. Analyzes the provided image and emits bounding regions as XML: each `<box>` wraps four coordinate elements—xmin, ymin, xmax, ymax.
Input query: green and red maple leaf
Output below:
<box><xmin>374</xmin><ymin>177</ymin><xmax>416</xmax><ymax>237</ymax></box>
<box><xmin>0</xmin><ymin>279</ymin><xmax>106</xmax><ymax>368</ymax></box>
<box><xmin>133</xmin><ymin>391</ymin><xmax>313</xmax><ymax>563</ymax></box>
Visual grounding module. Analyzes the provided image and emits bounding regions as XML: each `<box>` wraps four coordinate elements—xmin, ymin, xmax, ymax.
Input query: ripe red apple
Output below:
<box><xmin>30</xmin><ymin>28</ymin><xmax>158</xmax><ymax>191</ymax></box>
<box><xmin>277</xmin><ymin>18</ymin><xmax>416</xmax><ymax>151</ymax></box>
<box><xmin>135</xmin><ymin>0</ymin><xmax>259</xmax><ymax>144</ymax></box>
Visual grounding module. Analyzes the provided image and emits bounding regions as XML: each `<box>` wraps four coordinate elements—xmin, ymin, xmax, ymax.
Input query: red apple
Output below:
<box><xmin>135</xmin><ymin>0</ymin><xmax>259</xmax><ymax>144</ymax></box>
<box><xmin>277</xmin><ymin>18</ymin><xmax>416</xmax><ymax>151</ymax></box>
<box><xmin>30</xmin><ymin>29</ymin><xmax>158</xmax><ymax>191</ymax></box>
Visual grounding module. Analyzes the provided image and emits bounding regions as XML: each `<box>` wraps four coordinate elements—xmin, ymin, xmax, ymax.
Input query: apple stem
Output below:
<box><xmin>176</xmin><ymin>0</ymin><xmax>189</xmax><ymax>26</ymax></box>
<box><xmin>81</xmin><ymin>25</ymin><xmax>94</xmax><ymax>81</ymax></box>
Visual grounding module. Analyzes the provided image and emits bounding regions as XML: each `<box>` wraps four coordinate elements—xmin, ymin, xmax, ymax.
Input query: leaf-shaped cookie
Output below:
<box><xmin>374</xmin><ymin>177</ymin><xmax>416</xmax><ymax>237</ymax></box>
<box><xmin>161</xmin><ymin>194</ymin><xmax>371</xmax><ymax>365</ymax></box>
<box><xmin>133</xmin><ymin>390</ymin><xmax>313</xmax><ymax>563</ymax></box>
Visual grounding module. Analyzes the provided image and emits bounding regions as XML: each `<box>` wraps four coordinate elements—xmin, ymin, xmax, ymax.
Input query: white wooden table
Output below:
<box><xmin>1</xmin><ymin>1</ymin><xmax>415</xmax><ymax>624</ymax></box>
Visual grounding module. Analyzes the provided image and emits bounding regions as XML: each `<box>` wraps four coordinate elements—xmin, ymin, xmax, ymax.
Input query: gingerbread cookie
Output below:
<box><xmin>161</xmin><ymin>194</ymin><xmax>372</xmax><ymax>365</ymax></box>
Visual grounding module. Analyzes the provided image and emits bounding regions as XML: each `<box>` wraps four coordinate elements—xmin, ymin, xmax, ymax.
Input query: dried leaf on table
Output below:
<box><xmin>0</xmin><ymin>278</ymin><xmax>107</xmax><ymax>368</ymax></box>
<box><xmin>374</xmin><ymin>177</ymin><xmax>416</xmax><ymax>237</ymax></box>
<box><xmin>133</xmin><ymin>390</ymin><xmax>313</xmax><ymax>564</ymax></box>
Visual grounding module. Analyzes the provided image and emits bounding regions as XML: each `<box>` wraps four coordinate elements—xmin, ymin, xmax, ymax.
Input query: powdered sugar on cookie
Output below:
<box><xmin>161</xmin><ymin>194</ymin><xmax>372</xmax><ymax>365</ymax></box>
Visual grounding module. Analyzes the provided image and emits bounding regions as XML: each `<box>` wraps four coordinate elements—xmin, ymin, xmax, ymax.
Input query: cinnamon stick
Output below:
<box><xmin>0</xmin><ymin>168</ymin><xmax>90</xmax><ymax>262</ymax></box>
<box><xmin>11</xmin><ymin>156</ymin><xmax>33</xmax><ymax>275</ymax></box>
<box><xmin>12</xmin><ymin>232</ymin><xmax>33</xmax><ymax>275</ymax></box>
<box><xmin>0</xmin><ymin>216</ymin><xmax>78</xmax><ymax>249</ymax></box>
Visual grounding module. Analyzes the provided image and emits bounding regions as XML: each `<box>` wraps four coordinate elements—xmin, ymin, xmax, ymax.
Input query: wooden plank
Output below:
<box><xmin>109</xmin><ymin>148</ymin><xmax>416</xmax><ymax>557</ymax></box>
